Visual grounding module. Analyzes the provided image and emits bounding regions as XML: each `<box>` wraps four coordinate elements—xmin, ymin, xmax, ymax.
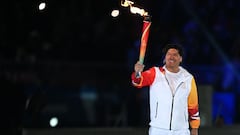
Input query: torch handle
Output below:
<box><xmin>139</xmin><ymin>16</ymin><xmax>151</xmax><ymax>64</ymax></box>
<box><xmin>136</xmin><ymin>16</ymin><xmax>151</xmax><ymax>78</ymax></box>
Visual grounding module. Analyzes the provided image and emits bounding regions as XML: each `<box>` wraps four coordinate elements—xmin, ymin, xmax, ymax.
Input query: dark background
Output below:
<box><xmin>1</xmin><ymin>0</ymin><xmax>240</xmax><ymax>133</ymax></box>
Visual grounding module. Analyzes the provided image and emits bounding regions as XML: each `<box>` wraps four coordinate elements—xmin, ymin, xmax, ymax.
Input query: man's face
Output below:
<box><xmin>164</xmin><ymin>48</ymin><xmax>182</xmax><ymax>68</ymax></box>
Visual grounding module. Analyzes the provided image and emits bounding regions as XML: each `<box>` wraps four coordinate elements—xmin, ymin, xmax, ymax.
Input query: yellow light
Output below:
<box><xmin>39</xmin><ymin>2</ymin><xmax>46</xmax><ymax>11</ymax></box>
<box><xmin>49</xmin><ymin>117</ymin><xmax>58</xmax><ymax>127</ymax></box>
<box><xmin>111</xmin><ymin>9</ymin><xmax>120</xmax><ymax>17</ymax></box>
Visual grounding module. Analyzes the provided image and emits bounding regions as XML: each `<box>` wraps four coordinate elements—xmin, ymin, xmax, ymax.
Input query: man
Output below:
<box><xmin>131</xmin><ymin>44</ymin><xmax>200</xmax><ymax>135</ymax></box>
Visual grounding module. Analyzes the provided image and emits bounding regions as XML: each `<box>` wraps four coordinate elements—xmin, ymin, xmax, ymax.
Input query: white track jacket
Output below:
<box><xmin>131</xmin><ymin>66</ymin><xmax>200</xmax><ymax>130</ymax></box>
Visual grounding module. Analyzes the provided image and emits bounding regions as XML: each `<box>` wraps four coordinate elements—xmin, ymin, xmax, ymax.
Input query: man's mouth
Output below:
<box><xmin>169</xmin><ymin>60</ymin><xmax>174</xmax><ymax>63</ymax></box>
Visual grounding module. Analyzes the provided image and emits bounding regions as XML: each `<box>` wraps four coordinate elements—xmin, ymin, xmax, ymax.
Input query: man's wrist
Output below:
<box><xmin>135</xmin><ymin>72</ymin><xmax>141</xmax><ymax>78</ymax></box>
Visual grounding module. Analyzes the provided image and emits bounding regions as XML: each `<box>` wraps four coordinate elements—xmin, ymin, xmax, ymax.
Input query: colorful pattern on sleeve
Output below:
<box><xmin>188</xmin><ymin>77</ymin><xmax>200</xmax><ymax>128</ymax></box>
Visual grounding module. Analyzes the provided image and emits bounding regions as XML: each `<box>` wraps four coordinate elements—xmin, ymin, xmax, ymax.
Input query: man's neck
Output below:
<box><xmin>165</xmin><ymin>66</ymin><xmax>180</xmax><ymax>73</ymax></box>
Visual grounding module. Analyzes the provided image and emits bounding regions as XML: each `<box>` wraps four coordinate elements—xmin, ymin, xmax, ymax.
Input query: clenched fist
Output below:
<box><xmin>134</xmin><ymin>61</ymin><xmax>145</xmax><ymax>73</ymax></box>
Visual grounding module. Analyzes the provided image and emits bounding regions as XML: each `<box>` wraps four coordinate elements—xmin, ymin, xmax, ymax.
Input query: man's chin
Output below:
<box><xmin>166</xmin><ymin>64</ymin><xmax>178</xmax><ymax>69</ymax></box>
<box><xmin>166</xmin><ymin>63</ymin><xmax>175</xmax><ymax>67</ymax></box>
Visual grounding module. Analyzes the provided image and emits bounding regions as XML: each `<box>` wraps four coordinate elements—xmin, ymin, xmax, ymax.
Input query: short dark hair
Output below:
<box><xmin>162</xmin><ymin>44</ymin><xmax>184</xmax><ymax>57</ymax></box>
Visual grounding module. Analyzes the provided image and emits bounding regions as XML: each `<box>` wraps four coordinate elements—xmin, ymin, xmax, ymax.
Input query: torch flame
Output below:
<box><xmin>121</xmin><ymin>0</ymin><xmax>134</xmax><ymax>7</ymax></box>
<box><xmin>121</xmin><ymin>0</ymin><xmax>148</xmax><ymax>16</ymax></box>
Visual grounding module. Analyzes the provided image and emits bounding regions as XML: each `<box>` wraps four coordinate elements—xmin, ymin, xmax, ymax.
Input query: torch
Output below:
<box><xmin>139</xmin><ymin>16</ymin><xmax>151</xmax><ymax>64</ymax></box>
<box><xmin>121</xmin><ymin>0</ymin><xmax>151</xmax><ymax>77</ymax></box>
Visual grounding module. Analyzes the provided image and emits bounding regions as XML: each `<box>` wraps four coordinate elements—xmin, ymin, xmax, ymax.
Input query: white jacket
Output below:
<box><xmin>132</xmin><ymin>67</ymin><xmax>200</xmax><ymax>130</ymax></box>
<box><xmin>149</xmin><ymin>66</ymin><xmax>193</xmax><ymax>130</ymax></box>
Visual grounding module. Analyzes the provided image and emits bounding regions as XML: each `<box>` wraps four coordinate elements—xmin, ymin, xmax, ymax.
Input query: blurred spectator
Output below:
<box><xmin>0</xmin><ymin>72</ymin><xmax>26</xmax><ymax>135</ymax></box>
<box><xmin>220</xmin><ymin>36</ymin><xmax>240</xmax><ymax>123</ymax></box>
<box><xmin>221</xmin><ymin>36</ymin><xmax>240</xmax><ymax>93</ymax></box>
<box><xmin>79</xmin><ymin>79</ymin><xmax>98</xmax><ymax>126</ymax></box>
<box><xmin>25</xmin><ymin>88</ymin><xmax>48</xmax><ymax>127</ymax></box>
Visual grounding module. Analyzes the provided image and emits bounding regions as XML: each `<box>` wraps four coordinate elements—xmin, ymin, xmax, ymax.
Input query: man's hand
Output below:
<box><xmin>134</xmin><ymin>61</ymin><xmax>145</xmax><ymax>77</ymax></box>
<box><xmin>191</xmin><ymin>128</ymin><xmax>198</xmax><ymax>135</ymax></box>
<box><xmin>134</xmin><ymin>61</ymin><xmax>145</xmax><ymax>73</ymax></box>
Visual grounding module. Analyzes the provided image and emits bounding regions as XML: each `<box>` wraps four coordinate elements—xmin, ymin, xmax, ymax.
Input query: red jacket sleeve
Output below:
<box><xmin>131</xmin><ymin>67</ymin><xmax>156</xmax><ymax>88</ymax></box>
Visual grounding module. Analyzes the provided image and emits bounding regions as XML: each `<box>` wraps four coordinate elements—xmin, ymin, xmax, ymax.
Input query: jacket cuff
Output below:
<box><xmin>190</xmin><ymin>119</ymin><xmax>200</xmax><ymax>129</ymax></box>
<box><xmin>131</xmin><ymin>72</ymin><xmax>143</xmax><ymax>87</ymax></box>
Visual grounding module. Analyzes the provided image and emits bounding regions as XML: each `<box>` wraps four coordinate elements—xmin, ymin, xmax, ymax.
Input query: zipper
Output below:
<box><xmin>169</xmin><ymin>97</ymin><xmax>174</xmax><ymax>130</ymax></box>
<box><xmin>155</xmin><ymin>102</ymin><xmax>158</xmax><ymax>118</ymax></box>
<box><xmin>164</xmin><ymin>75</ymin><xmax>184</xmax><ymax>130</ymax></box>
